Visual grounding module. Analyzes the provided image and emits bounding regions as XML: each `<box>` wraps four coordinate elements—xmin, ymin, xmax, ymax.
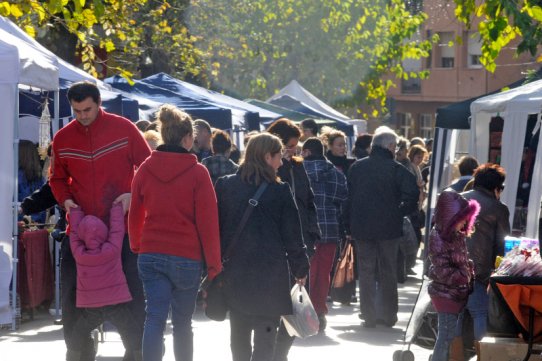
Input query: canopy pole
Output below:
<box><xmin>11</xmin><ymin>84</ymin><xmax>20</xmax><ymax>331</ymax></box>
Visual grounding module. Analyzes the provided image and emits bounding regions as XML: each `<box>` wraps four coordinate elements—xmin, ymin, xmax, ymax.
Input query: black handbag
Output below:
<box><xmin>202</xmin><ymin>182</ymin><xmax>269</xmax><ymax>321</ymax></box>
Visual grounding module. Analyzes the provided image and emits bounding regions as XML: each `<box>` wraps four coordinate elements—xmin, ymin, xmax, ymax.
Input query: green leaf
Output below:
<box><xmin>531</xmin><ymin>6</ymin><xmax>542</xmax><ymax>22</ymax></box>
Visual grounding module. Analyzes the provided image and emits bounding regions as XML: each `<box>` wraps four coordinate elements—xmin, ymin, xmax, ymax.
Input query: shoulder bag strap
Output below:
<box><xmin>222</xmin><ymin>181</ymin><xmax>269</xmax><ymax>262</ymax></box>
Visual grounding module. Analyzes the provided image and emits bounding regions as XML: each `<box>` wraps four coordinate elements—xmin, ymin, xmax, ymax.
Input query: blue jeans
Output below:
<box><xmin>457</xmin><ymin>281</ymin><xmax>489</xmax><ymax>341</ymax></box>
<box><xmin>433</xmin><ymin>312</ymin><xmax>459</xmax><ymax>361</ymax></box>
<box><xmin>138</xmin><ymin>253</ymin><xmax>202</xmax><ymax>361</ymax></box>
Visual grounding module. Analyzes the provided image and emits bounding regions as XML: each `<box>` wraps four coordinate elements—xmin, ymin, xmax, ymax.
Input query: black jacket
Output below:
<box><xmin>215</xmin><ymin>175</ymin><xmax>310</xmax><ymax>317</ymax></box>
<box><xmin>345</xmin><ymin>146</ymin><xmax>419</xmax><ymax>241</ymax></box>
<box><xmin>20</xmin><ymin>182</ymin><xmax>66</xmax><ymax>231</ymax></box>
<box><xmin>462</xmin><ymin>187</ymin><xmax>511</xmax><ymax>285</ymax></box>
<box><xmin>326</xmin><ymin>150</ymin><xmax>355</xmax><ymax>174</ymax></box>
<box><xmin>277</xmin><ymin>158</ymin><xmax>321</xmax><ymax>254</ymax></box>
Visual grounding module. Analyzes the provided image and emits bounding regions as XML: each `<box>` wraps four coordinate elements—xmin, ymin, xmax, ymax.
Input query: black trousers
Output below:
<box><xmin>70</xmin><ymin>303</ymin><xmax>142</xmax><ymax>352</ymax></box>
<box><xmin>356</xmin><ymin>237</ymin><xmax>400</xmax><ymax>325</ymax></box>
<box><xmin>61</xmin><ymin>234</ymin><xmax>145</xmax><ymax>361</ymax></box>
<box><xmin>229</xmin><ymin>309</ymin><xmax>279</xmax><ymax>361</ymax></box>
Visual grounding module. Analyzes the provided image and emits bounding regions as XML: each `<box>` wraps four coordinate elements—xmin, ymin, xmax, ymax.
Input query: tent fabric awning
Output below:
<box><xmin>142</xmin><ymin>73</ymin><xmax>281</xmax><ymax>124</ymax></box>
<box><xmin>267</xmin><ymin>79</ymin><xmax>350</xmax><ymax>121</ymax></box>
<box><xmin>436</xmin><ymin>70</ymin><xmax>542</xmax><ymax>130</ymax></box>
<box><xmin>269</xmin><ymin>95</ymin><xmax>354</xmax><ymax>135</ymax></box>
<box><xmin>105</xmin><ymin>75</ymin><xmax>233</xmax><ymax>130</ymax></box>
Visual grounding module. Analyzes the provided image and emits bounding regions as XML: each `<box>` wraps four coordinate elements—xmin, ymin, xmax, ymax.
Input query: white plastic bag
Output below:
<box><xmin>281</xmin><ymin>285</ymin><xmax>319</xmax><ymax>338</ymax></box>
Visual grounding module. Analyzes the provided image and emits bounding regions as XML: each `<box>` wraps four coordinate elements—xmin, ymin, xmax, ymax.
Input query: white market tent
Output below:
<box><xmin>0</xmin><ymin>28</ymin><xmax>59</xmax><ymax>328</ymax></box>
<box><xmin>0</xmin><ymin>16</ymin><xmax>96</xmax><ymax>84</ymax></box>
<box><xmin>470</xmin><ymin>79</ymin><xmax>542</xmax><ymax>238</ymax></box>
<box><xmin>267</xmin><ymin>80</ymin><xmax>352</xmax><ymax>121</ymax></box>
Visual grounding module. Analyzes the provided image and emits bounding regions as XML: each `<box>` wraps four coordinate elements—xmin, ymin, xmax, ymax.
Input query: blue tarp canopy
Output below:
<box><xmin>106</xmin><ymin>75</ymin><xmax>233</xmax><ymax>130</ymax></box>
<box><xmin>142</xmin><ymin>73</ymin><xmax>281</xmax><ymax>131</ymax></box>
<box><xmin>19</xmin><ymin>79</ymin><xmax>139</xmax><ymax>120</ymax></box>
<box><xmin>268</xmin><ymin>95</ymin><xmax>354</xmax><ymax>135</ymax></box>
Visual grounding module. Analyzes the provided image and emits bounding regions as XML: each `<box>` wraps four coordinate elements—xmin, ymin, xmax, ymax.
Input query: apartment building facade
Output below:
<box><xmin>385</xmin><ymin>0</ymin><xmax>535</xmax><ymax>140</ymax></box>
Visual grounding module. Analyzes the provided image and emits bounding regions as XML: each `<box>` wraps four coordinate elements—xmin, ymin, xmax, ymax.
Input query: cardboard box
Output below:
<box><xmin>480</xmin><ymin>337</ymin><xmax>542</xmax><ymax>361</ymax></box>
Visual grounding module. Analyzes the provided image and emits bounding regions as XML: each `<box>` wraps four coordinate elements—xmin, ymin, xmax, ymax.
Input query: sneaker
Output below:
<box><xmin>362</xmin><ymin>320</ymin><xmax>376</xmax><ymax>328</ymax></box>
<box><xmin>318</xmin><ymin>314</ymin><xmax>327</xmax><ymax>333</ymax></box>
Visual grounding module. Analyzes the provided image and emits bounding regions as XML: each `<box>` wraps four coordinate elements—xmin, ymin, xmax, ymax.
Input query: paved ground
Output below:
<box><xmin>0</xmin><ymin>262</ymin><xmax>434</xmax><ymax>361</ymax></box>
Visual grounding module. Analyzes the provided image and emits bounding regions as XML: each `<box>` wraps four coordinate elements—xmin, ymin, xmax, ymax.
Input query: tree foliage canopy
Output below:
<box><xmin>454</xmin><ymin>0</ymin><xmax>542</xmax><ymax>73</ymax></box>
<box><xmin>1</xmin><ymin>0</ymin><xmax>434</xmax><ymax>118</ymax></box>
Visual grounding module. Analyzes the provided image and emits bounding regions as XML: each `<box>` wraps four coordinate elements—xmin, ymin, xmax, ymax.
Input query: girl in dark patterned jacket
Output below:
<box><xmin>302</xmin><ymin>137</ymin><xmax>348</xmax><ymax>332</ymax></box>
<box><xmin>428</xmin><ymin>191</ymin><xmax>479</xmax><ymax>361</ymax></box>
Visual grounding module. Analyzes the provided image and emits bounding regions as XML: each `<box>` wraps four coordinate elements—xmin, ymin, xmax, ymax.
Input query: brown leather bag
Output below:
<box><xmin>332</xmin><ymin>241</ymin><xmax>355</xmax><ymax>288</ymax></box>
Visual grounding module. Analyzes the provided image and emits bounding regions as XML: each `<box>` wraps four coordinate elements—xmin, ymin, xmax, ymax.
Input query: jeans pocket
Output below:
<box><xmin>138</xmin><ymin>257</ymin><xmax>161</xmax><ymax>282</ymax></box>
<box><xmin>172</xmin><ymin>261</ymin><xmax>202</xmax><ymax>291</ymax></box>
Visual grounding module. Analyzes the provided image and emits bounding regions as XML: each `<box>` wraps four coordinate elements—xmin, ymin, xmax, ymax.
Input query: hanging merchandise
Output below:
<box><xmin>38</xmin><ymin>98</ymin><xmax>51</xmax><ymax>160</ymax></box>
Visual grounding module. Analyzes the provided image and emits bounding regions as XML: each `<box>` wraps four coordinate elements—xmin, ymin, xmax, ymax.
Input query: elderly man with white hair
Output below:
<box><xmin>344</xmin><ymin>127</ymin><xmax>419</xmax><ymax>328</ymax></box>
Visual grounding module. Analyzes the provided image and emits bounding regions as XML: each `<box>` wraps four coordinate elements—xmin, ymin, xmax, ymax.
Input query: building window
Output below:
<box><xmin>438</xmin><ymin>32</ymin><xmax>455</xmax><ymax>68</ymax></box>
<box><xmin>397</xmin><ymin>113</ymin><xmax>414</xmax><ymax>138</ymax></box>
<box><xmin>467</xmin><ymin>32</ymin><xmax>483</xmax><ymax>68</ymax></box>
<box><xmin>441</xmin><ymin>57</ymin><xmax>454</xmax><ymax>68</ymax></box>
<box><xmin>419</xmin><ymin>114</ymin><xmax>434</xmax><ymax>139</ymax></box>
<box><xmin>401</xmin><ymin>78</ymin><xmax>421</xmax><ymax>94</ymax></box>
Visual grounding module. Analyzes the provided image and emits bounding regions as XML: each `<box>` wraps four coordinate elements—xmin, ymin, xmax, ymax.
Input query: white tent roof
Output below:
<box><xmin>0</xmin><ymin>16</ymin><xmax>106</xmax><ymax>87</ymax></box>
<box><xmin>0</xmin><ymin>28</ymin><xmax>59</xmax><ymax>90</ymax></box>
<box><xmin>471</xmin><ymin>78</ymin><xmax>542</xmax><ymax>116</ymax></box>
<box><xmin>0</xmin><ymin>25</ymin><xmax>59</xmax><ymax>326</ymax></box>
<box><xmin>267</xmin><ymin>80</ymin><xmax>350</xmax><ymax>121</ymax></box>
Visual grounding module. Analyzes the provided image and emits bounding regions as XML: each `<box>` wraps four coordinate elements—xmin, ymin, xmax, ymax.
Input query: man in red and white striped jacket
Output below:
<box><xmin>50</xmin><ymin>81</ymin><xmax>151</xmax><ymax>361</ymax></box>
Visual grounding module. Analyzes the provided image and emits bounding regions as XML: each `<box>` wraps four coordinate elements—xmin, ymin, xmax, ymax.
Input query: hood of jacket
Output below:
<box><xmin>304</xmin><ymin>158</ymin><xmax>338</xmax><ymax>183</ymax></box>
<box><xmin>144</xmin><ymin>144</ymin><xmax>197</xmax><ymax>183</ymax></box>
<box><xmin>434</xmin><ymin>191</ymin><xmax>480</xmax><ymax>238</ymax></box>
<box><xmin>78</xmin><ymin>215</ymin><xmax>108</xmax><ymax>250</ymax></box>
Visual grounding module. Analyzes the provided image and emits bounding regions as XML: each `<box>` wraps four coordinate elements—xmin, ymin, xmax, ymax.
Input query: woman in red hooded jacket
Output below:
<box><xmin>129</xmin><ymin>104</ymin><xmax>221</xmax><ymax>361</ymax></box>
<box><xmin>428</xmin><ymin>191</ymin><xmax>479</xmax><ymax>361</ymax></box>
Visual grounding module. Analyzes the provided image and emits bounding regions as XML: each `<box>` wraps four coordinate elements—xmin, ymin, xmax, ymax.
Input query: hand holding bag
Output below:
<box><xmin>281</xmin><ymin>285</ymin><xmax>319</xmax><ymax>338</ymax></box>
<box><xmin>201</xmin><ymin>182</ymin><xmax>269</xmax><ymax>321</ymax></box>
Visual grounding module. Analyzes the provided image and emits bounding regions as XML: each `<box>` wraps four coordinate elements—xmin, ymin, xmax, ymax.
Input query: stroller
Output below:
<box><xmin>392</xmin><ymin>278</ymin><xmax>476</xmax><ymax>361</ymax></box>
<box><xmin>393</xmin><ymin>279</ymin><xmax>437</xmax><ymax>361</ymax></box>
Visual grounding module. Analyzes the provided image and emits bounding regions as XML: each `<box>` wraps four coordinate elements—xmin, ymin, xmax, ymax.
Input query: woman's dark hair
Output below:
<box><xmin>473</xmin><ymin>163</ymin><xmax>506</xmax><ymax>192</ymax></box>
<box><xmin>267</xmin><ymin>118</ymin><xmax>301</xmax><ymax>145</ymax></box>
<box><xmin>300</xmin><ymin>118</ymin><xmax>318</xmax><ymax>135</ymax></box>
<box><xmin>355</xmin><ymin>134</ymin><xmax>373</xmax><ymax>150</ymax></box>
<box><xmin>67</xmin><ymin>81</ymin><xmax>101</xmax><ymax>104</ymax></box>
<box><xmin>19</xmin><ymin>140</ymin><xmax>42</xmax><ymax>182</ymax></box>
<box><xmin>302</xmin><ymin>137</ymin><xmax>324</xmax><ymax>157</ymax></box>
<box><xmin>211</xmin><ymin>129</ymin><xmax>232</xmax><ymax>155</ymax></box>
<box><xmin>353</xmin><ymin>134</ymin><xmax>373</xmax><ymax>158</ymax></box>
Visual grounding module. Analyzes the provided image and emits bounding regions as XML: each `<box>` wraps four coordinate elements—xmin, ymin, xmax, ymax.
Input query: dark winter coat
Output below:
<box><xmin>428</xmin><ymin>191</ymin><xmax>479</xmax><ymax>314</ymax></box>
<box><xmin>303</xmin><ymin>156</ymin><xmax>348</xmax><ymax>244</ymax></box>
<box><xmin>277</xmin><ymin>158</ymin><xmax>321</xmax><ymax>254</ymax></box>
<box><xmin>462</xmin><ymin>187</ymin><xmax>511</xmax><ymax>285</ymax></box>
<box><xmin>326</xmin><ymin>150</ymin><xmax>355</xmax><ymax>174</ymax></box>
<box><xmin>345</xmin><ymin>146</ymin><xmax>419</xmax><ymax>241</ymax></box>
<box><xmin>18</xmin><ymin>169</ymin><xmax>46</xmax><ymax>223</ymax></box>
<box><xmin>215</xmin><ymin>175</ymin><xmax>310</xmax><ymax>317</ymax></box>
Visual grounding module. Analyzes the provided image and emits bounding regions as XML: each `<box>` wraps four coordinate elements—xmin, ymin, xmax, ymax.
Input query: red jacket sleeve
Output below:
<box><xmin>108</xmin><ymin>203</ymin><xmax>125</xmax><ymax>250</ymax></box>
<box><xmin>49</xmin><ymin>141</ymin><xmax>73</xmax><ymax>207</ymax></box>
<box><xmin>128</xmin><ymin>169</ymin><xmax>144</xmax><ymax>253</ymax></box>
<box><xmin>68</xmin><ymin>207</ymin><xmax>85</xmax><ymax>260</ymax></box>
<box><xmin>194</xmin><ymin>166</ymin><xmax>222</xmax><ymax>280</ymax></box>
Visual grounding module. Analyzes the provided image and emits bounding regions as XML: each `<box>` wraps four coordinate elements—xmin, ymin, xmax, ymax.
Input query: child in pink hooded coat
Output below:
<box><xmin>67</xmin><ymin>203</ymin><xmax>142</xmax><ymax>361</ymax></box>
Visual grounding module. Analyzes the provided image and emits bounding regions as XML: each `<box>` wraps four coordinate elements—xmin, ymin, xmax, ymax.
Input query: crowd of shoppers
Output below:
<box><xmin>15</xmin><ymin>80</ymin><xmax>513</xmax><ymax>361</ymax></box>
